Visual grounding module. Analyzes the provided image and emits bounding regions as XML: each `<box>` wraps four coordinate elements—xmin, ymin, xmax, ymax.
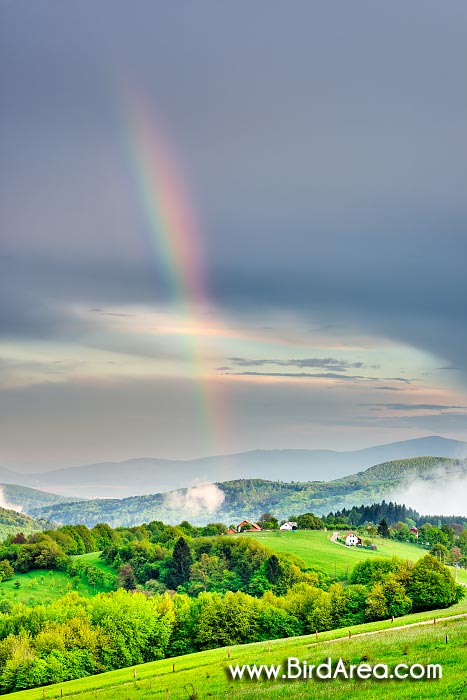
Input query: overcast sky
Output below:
<box><xmin>1</xmin><ymin>1</ymin><xmax>466</xmax><ymax>471</ymax></box>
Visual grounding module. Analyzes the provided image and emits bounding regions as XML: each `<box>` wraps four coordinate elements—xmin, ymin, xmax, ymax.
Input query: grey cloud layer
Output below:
<box><xmin>1</xmin><ymin>2</ymin><xmax>466</xmax><ymax>369</ymax></box>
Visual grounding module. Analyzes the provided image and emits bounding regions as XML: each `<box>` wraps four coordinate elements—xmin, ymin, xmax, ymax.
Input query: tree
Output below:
<box><xmin>189</xmin><ymin>554</ymin><xmax>224</xmax><ymax>593</ymax></box>
<box><xmin>366</xmin><ymin>583</ymin><xmax>388</xmax><ymax>621</ymax></box>
<box><xmin>450</xmin><ymin>546</ymin><xmax>462</xmax><ymax>565</ymax></box>
<box><xmin>167</xmin><ymin>537</ymin><xmax>192</xmax><ymax>589</ymax></box>
<box><xmin>407</xmin><ymin>554</ymin><xmax>465</xmax><ymax>611</ymax></box>
<box><xmin>258</xmin><ymin>513</ymin><xmax>279</xmax><ymax>530</ymax></box>
<box><xmin>297</xmin><ymin>513</ymin><xmax>324</xmax><ymax>530</ymax></box>
<box><xmin>0</xmin><ymin>560</ymin><xmax>14</xmax><ymax>581</ymax></box>
<box><xmin>12</xmin><ymin>533</ymin><xmax>26</xmax><ymax>545</ymax></box>
<box><xmin>381</xmin><ymin>575</ymin><xmax>411</xmax><ymax>617</ymax></box>
<box><xmin>430</xmin><ymin>542</ymin><xmax>449</xmax><ymax>563</ymax></box>
<box><xmin>377</xmin><ymin>519</ymin><xmax>390</xmax><ymax>538</ymax></box>
<box><xmin>117</xmin><ymin>563</ymin><xmax>137</xmax><ymax>591</ymax></box>
<box><xmin>264</xmin><ymin>555</ymin><xmax>283</xmax><ymax>585</ymax></box>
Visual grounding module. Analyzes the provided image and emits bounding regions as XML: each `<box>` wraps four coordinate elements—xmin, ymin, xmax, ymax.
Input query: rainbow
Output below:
<box><xmin>122</xmin><ymin>94</ymin><xmax>228</xmax><ymax>456</ymax></box>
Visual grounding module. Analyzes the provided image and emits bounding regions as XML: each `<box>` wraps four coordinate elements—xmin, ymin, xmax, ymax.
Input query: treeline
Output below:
<box><xmin>0</xmin><ymin>523</ymin><xmax>116</xmax><ymax>574</ymax></box>
<box><xmin>0</xmin><ymin>553</ymin><xmax>463</xmax><ymax>693</ymax></box>
<box><xmin>327</xmin><ymin>501</ymin><xmax>467</xmax><ymax>529</ymax></box>
<box><xmin>327</xmin><ymin>501</ymin><xmax>420</xmax><ymax>528</ymax></box>
<box><xmin>0</xmin><ymin>520</ymin><xmax>227</xmax><ymax>574</ymax></box>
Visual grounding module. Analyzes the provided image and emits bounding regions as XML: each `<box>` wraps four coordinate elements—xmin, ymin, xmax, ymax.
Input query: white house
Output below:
<box><xmin>345</xmin><ymin>532</ymin><xmax>362</xmax><ymax>546</ymax></box>
<box><xmin>280</xmin><ymin>521</ymin><xmax>298</xmax><ymax>531</ymax></box>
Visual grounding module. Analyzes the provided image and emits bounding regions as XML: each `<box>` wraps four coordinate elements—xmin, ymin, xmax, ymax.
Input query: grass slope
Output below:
<box><xmin>6</xmin><ymin>602</ymin><xmax>467</xmax><ymax>700</ymax></box>
<box><xmin>73</xmin><ymin>551</ymin><xmax>117</xmax><ymax>575</ymax></box>
<box><xmin>242</xmin><ymin>530</ymin><xmax>467</xmax><ymax>584</ymax></box>
<box><xmin>242</xmin><ymin>530</ymin><xmax>426</xmax><ymax>578</ymax></box>
<box><xmin>0</xmin><ymin>566</ymin><xmax>113</xmax><ymax>607</ymax></box>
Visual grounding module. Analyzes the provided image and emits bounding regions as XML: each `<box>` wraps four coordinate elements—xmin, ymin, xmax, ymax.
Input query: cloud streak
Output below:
<box><xmin>364</xmin><ymin>403</ymin><xmax>466</xmax><ymax>411</ymax></box>
<box><xmin>225</xmin><ymin>371</ymin><xmax>412</xmax><ymax>383</ymax></box>
<box><xmin>228</xmin><ymin>357</ymin><xmax>367</xmax><ymax>371</ymax></box>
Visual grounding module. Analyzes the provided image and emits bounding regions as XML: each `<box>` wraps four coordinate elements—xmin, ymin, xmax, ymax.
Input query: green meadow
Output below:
<box><xmin>242</xmin><ymin>530</ymin><xmax>428</xmax><ymax>577</ymax></box>
<box><xmin>6</xmin><ymin>603</ymin><xmax>467</xmax><ymax>700</ymax></box>
<box><xmin>73</xmin><ymin>551</ymin><xmax>117</xmax><ymax>575</ymax></box>
<box><xmin>241</xmin><ymin>530</ymin><xmax>467</xmax><ymax>584</ymax></box>
<box><xmin>0</xmin><ymin>569</ymin><xmax>98</xmax><ymax>607</ymax></box>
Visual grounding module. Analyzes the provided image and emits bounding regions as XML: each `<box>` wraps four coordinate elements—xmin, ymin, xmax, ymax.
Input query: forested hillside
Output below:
<box><xmin>0</xmin><ymin>506</ymin><xmax>46</xmax><ymax>540</ymax></box>
<box><xmin>26</xmin><ymin>457</ymin><xmax>467</xmax><ymax>527</ymax></box>
<box><xmin>1</xmin><ymin>483</ymin><xmax>79</xmax><ymax>511</ymax></box>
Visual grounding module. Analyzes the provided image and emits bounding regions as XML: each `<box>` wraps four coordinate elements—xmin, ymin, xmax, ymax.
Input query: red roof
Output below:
<box><xmin>238</xmin><ymin>520</ymin><xmax>261</xmax><ymax>531</ymax></box>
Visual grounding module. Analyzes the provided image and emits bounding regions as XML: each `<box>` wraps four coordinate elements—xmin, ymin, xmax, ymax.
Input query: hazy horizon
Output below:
<box><xmin>2</xmin><ymin>433</ymin><xmax>466</xmax><ymax>475</ymax></box>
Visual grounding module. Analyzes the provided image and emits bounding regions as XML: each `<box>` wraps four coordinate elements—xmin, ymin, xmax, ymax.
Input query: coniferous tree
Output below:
<box><xmin>168</xmin><ymin>537</ymin><xmax>192</xmax><ymax>589</ymax></box>
<box><xmin>377</xmin><ymin>518</ymin><xmax>390</xmax><ymax>538</ymax></box>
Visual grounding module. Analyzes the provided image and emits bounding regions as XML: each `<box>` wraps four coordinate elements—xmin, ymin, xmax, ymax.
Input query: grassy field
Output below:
<box><xmin>6</xmin><ymin>601</ymin><xmax>467</xmax><ymax>700</ymax></box>
<box><xmin>240</xmin><ymin>530</ymin><xmax>429</xmax><ymax>579</ymax></box>
<box><xmin>73</xmin><ymin>550</ymin><xmax>116</xmax><ymax>574</ymax></box>
<box><xmin>240</xmin><ymin>530</ymin><xmax>467</xmax><ymax>584</ymax></box>
<box><xmin>0</xmin><ymin>568</ymin><xmax>104</xmax><ymax>607</ymax></box>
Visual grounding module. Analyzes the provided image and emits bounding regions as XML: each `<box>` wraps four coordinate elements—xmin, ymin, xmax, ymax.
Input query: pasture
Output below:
<box><xmin>0</xmin><ymin>569</ymin><xmax>100</xmax><ymax>607</ymax></box>
<box><xmin>241</xmin><ymin>529</ymin><xmax>427</xmax><ymax>578</ymax></box>
<box><xmin>6</xmin><ymin>603</ymin><xmax>467</xmax><ymax>700</ymax></box>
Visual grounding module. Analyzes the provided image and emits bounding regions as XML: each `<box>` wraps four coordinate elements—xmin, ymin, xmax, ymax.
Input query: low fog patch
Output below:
<box><xmin>165</xmin><ymin>483</ymin><xmax>225</xmax><ymax>515</ymax></box>
<box><xmin>0</xmin><ymin>487</ymin><xmax>23</xmax><ymax>513</ymax></box>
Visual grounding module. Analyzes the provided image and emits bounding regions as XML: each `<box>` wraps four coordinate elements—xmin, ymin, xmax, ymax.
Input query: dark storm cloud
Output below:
<box><xmin>0</xmin><ymin>256</ymin><xmax>156</xmax><ymax>340</ymax></box>
<box><xmin>1</xmin><ymin>1</ymin><xmax>466</xmax><ymax>369</ymax></box>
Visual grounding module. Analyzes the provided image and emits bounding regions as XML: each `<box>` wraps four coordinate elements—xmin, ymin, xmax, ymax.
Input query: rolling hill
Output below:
<box><xmin>0</xmin><ymin>505</ymin><xmax>47</xmax><ymax>540</ymax></box>
<box><xmin>2</xmin><ymin>435</ymin><xmax>466</xmax><ymax>499</ymax></box>
<box><xmin>0</xmin><ymin>483</ymin><xmax>81</xmax><ymax>512</ymax></box>
<box><xmin>26</xmin><ymin>456</ymin><xmax>467</xmax><ymax>527</ymax></box>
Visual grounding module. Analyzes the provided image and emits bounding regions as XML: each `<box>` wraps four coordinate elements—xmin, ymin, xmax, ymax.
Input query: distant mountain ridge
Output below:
<box><xmin>26</xmin><ymin>456</ymin><xmax>467</xmax><ymax>528</ymax></box>
<box><xmin>2</xmin><ymin>435</ymin><xmax>466</xmax><ymax>500</ymax></box>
